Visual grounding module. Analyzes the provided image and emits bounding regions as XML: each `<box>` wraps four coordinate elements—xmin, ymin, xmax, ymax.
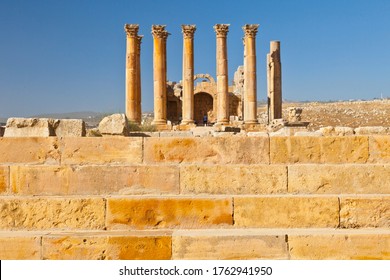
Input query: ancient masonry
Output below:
<box><xmin>0</xmin><ymin>24</ymin><xmax>389</xmax><ymax>260</ymax></box>
<box><xmin>124</xmin><ymin>24</ymin><xmax>283</xmax><ymax>127</ymax></box>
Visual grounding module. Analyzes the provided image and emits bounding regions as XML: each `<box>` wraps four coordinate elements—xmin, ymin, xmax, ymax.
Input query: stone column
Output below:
<box><xmin>243</xmin><ymin>24</ymin><xmax>259</xmax><ymax>124</ymax></box>
<box><xmin>267</xmin><ymin>41</ymin><xmax>282</xmax><ymax>122</ymax></box>
<box><xmin>124</xmin><ymin>24</ymin><xmax>139</xmax><ymax>123</ymax></box>
<box><xmin>135</xmin><ymin>35</ymin><xmax>143</xmax><ymax>124</ymax></box>
<box><xmin>181</xmin><ymin>25</ymin><xmax>196</xmax><ymax>125</ymax></box>
<box><xmin>214</xmin><ymin>24</ymin><xmax>230</xmax><ymax>125</ymax></box>
<box><xmin>151</xmin><ymin>25</ymin><xmax>169</xmax><ymax>126</ymax></box>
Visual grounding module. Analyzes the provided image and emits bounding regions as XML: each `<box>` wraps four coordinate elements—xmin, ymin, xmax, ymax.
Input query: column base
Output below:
<box><xmin>151</xmin><ymin>119</ymin><xmax>167</xmax><ymax>126</ymax></box>
<box><xmin>180</xmin><ymin>119</ymin><xmax>195</xmax><ymax>125</ymax></box>
<box><xmin>244</xmin><ymin>120</ymin><xmax>258</xmax><ymax>124</ymax></box>
<box><xmin>216</xmin><ymin>118</ymin><xmax>229</xmax><ymax>125</ymax></box>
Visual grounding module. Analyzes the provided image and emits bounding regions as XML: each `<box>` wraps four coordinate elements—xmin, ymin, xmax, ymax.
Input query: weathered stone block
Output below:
<box><xmin>369</xmin><ymin>135</ymin><xmax>390</xmax><ymax>163</ymax></box>
<box><xmin>60</xmin><ymin>137</ymin><xmax>142</xmax><ymax>164</ymax></box>
<box><xmin>180</xmin><ymin>165</ymin><xmax>287</xmax><ymax>194</ymax></box>
<box><xmin>0</xmin><ymin>166</ymin><xmax>9</xmax><ymax>193</ymax></box>
<box><xmin>144</xmin><ymin>137</ymin><xmax>269</xmax><ymax>164</ymax></box>
<box><xmin>355</xmin><ymin>126</ymin><xmax>388</xmax><ymax>135</ymax></box>
<box><xmin>234</xmin><ymin>196</ymin><xmax>339</xmax><ymax>228</ymax></box>
<box><xmin>106</xmin><ymin>197</ymin><xmax>233</xmax><ymax>229</ymax></box>
<box><xmin>288</xmin><ymin>165</ymin><xmax>390</xmax><ymax>194</ymax></box>
<box><xmin>321</xmin><ymin>136</ymin><xmax>368</xmax><ymax>163</ymax></box>
<box><xmin>10</xmin><ymin>165</ymin><xmax>69</xmax><ymax>195</ymax></box>
<box><xmin>42</xmin><ymin>233</ymin><xmax>172</xmax><ymax>260</ymax></box>
<box><xmin>270</xmin><ymin>136</ymin><xmax>368</xmax><ymax>163</ymax></box>
<box><xmin>0</xmin><ymin>137</ymin><xmax>60</xmax><ymax>164</ymax></box>
<box><xmin>340</xmin><ymin>197</ymin><xmax>390</xmax><ymax>228</ymax></box>
<box><xmin>98</xmin><ymin>114</ymin><xmax>129</xmax><ymax>136</ymax></box>
<box><xmin>4</xmin><ymin>118</ymin><xmax>56</xmax><ymax>137</ymax></box>
<box><xmin>172</xmin><ymin>231</ymin><xmax>288</xmax><ymax>259</ymax></box>
<box><xmin>11</xmin><ymin>165</ymin><xmax>179</xmax><ymax>195</ymax></box>
<box><xmin>0</xmin><ymin>235</ymin><xmax>41</xmax><ymax>259</ymax></box>
<box><xmin>55</xmin><ymin>119</ymin><xmax>86</xmax><ymax>137</ymax></box>
<box><xmin>289</xmin><ymin>233</ymin><xmax>390</xmax><ymax>259</ymax></box>
<box><xmin>68</xmin><ymin>165</ymin><xmax>179</xmax><ymax>195</ymax></box>
<box><xmin>0</xmin><ymin>197</ymin><xmax>105</xmax><ymax>230</ymax></box>
<box><xmin>106</xmin><ymin>235</ymin><xmax>171</xmax><ymax>260</ymax></box>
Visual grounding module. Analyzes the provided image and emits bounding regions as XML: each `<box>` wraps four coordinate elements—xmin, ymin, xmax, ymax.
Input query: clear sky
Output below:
<box><xmin>1</xmin><ymin>0</ymin><xmax>390</xmax><ymax>118</ymax></box>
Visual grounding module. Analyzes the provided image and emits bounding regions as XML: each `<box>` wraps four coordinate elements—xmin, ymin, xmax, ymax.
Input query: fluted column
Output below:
<box><xmin>243</xmin><ymin>24</ymin><xmax>259</xmax><ymax>124</ymax></box>
<box><xmin>135</xmin><ymin>35</ymin><xmax>143</xmax><ymax>123</ymax></box>
<box><xmin>214</xmin><ymin>24</ymin><xmax>230</xmax><ymax>125</ymax></box>
<box><xmin>124</xmin><ymin>24</ymin><xmax>139</xmax><ymax>123</ymax></box>
<box><xmin>267</xmin><ymin>41</ymin><xmax>282</xmax><ymax>122</ymax></box>
<box><xmin>181</xmin><ymin>25</ymin><xmax>196</xmax><ymax>125</ymax></box>
<box><xmin>151</xmin><ymin>25</ymin><xmax>169</xmax><ymax>126</ymax></box>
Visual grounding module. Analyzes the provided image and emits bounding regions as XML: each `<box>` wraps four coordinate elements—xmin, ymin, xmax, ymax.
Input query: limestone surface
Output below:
<box><xmin>4</xmin><ymin>118</ymin><xmax>57</xmax><ymax>137</ymax></box>
<box><xmin>55</xmin><ymin>119</ymin><xmax>86</xmax><ymax>137</ymax></box>
<box><xmin>98</xmin><ymin>114</ymin><xmax>129</xmax><ymax>136</ymax></box>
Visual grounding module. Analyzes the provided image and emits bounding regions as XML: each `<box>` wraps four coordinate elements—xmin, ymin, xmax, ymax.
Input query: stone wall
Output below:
<box><xmin>0</xmin><ymin>136</ymin><xmax>389</xmax><ymax>259</ymax></box>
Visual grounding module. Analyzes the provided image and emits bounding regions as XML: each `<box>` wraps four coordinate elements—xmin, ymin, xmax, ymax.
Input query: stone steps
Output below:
<box><xmin>1</xmin><ymin>229</ymin><xmax>389</xmax><ymax>260</ymax></box>
<box><xmin>1</xmin><ymin>136</ymin><xmax>389</xmax><ymax>259</ymax></box>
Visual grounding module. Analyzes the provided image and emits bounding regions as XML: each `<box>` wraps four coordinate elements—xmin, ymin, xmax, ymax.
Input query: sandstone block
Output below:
<box><xmin>98</xmin><ymin>113</ymin><xmax>129</xmax><ymax>136</ymax></box>
<box><xmin>369</xmin><ymin>135</ymin><xmax>390</xmax><ymax>163</ymax></box>
<box><xmin>0</xmin><ymin>137</ymin><xmax>60</xmax><ymax>164</ymax></box>
<box><xmin>0</xmin><ymin>235</ymin><xmax>41</xmax><ymax>259</ymax></box>
<box><xmin>180</xmin><ymin>165</ymin><xmax>287</xmax><ymax>194</ymax></box>
<box><xmin>0</xmin><ymin>197</ymin><xmax>105</xmax><ymax>230</ymax></box>
<box><xmin>4</xmin><ymin>118</ymin><xmax>57</xmax><ymax>137</ymax></box>
<box><xmin>68</xmin><ymin>165</ymin><xmax>179</xmax><ymax>195</ymax></box>
<box><xmin>10</xmin><ymin>165</ymin><xmax>70</xmax><ymax>195</ymax></box>
<box><xmin>11</xmin><ymin>165</ymin><xmax>179</xmax><ymax>195</ymax></box>
<box><xmin>144</xmin><ymin>137</ymin><xmax>269</xmax><ymax>164</ymax></box>
<box><xmin>42</xmin><ymin>233</ymin><xmax>172</xmax><ymax>260</ymax></box>
<box><xmin>0</xmin><ymin>166</ymin><xmax>9</xmax><ymax>193</ymax></box>
<box><xmin>234</xmin><ymin>196</ymin><xmax>339</xmax><ymax>228</ymax></box>
<box><xmin>289</xmin><ymin>233</ymin><xmax>390</xmax><ymax>259</ymax></box>
<box><xmin>106</xmin><ymin>235</ymin><xmax>171</xmax><ymax>260</ymax></box>
<box><xmin>270</xmin><ymin>136</ymin><xmax>368</xmax><ymax>163</ymax></box>
<box><xmin>106</xmin><ymin>197</ymin><xmax>233</xmax><ymax>229</ymax></box>
<box><xmin>159</xmin><ymin>131</ymin><xmax>193</xmax><ymax>137</ymax></box>
<box><xmin>288</xmin><ymin>165</ymin><xmax>390</xmax><ymax>194</ymax></box>
<box><xmin>172</xmin><ymin>231</ymin><xmax>287</xmax><ymax>259</ymax></box>
<box><xmin>55</xmin><ymin>119</ymin><xmax>86</xmax><ymax>137</ymax></box>
<box><xmin>340</xmin><ymin>197</ymin><xmax>390</xmax><ymax>228</ymax></box>
<box><xmin>60</xmin><ymin>137</ymin><xmax>142</xmax><ymax>164</ymax></box>
<box><xmin>355</xmin><ymin>126</ymin><xmax>388</xmax><ymax>135</ymax></box>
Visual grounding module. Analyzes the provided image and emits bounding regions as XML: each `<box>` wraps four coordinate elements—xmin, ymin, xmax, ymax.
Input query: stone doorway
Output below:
<box><xmin>194</xmin><ymin>92</ymin><xmax>214</xmax><ymax>125</ymax></box>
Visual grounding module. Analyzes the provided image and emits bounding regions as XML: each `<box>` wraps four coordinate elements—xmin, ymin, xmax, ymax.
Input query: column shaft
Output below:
<box><xmin>151</xmin><ymin>25</ymin><xmax>169</xmax><ymax>125</ymax></box>
<box><xmin>135</xmin><ymin>36</ymin><xmax>143</xmax><ymax>124</ymax></box>
<box><xmin>214</xmin><ymin>24</ymin><xmax>230</xmax><ymax>125</ymax></box>
<box><xmin>267</xmin><ymin>41</ymin><xmax>282</xmax><ymax>122</ymax></box>
<box><xmin>124</xmin><ymin>24</ymin><xmax>139</xmax><ymax>123</ymax></box>
<box><xmin>181</xmin><ymin>25</ymin><xmax>196</xmax><ymax>125</ymax></box>
<box><xmin>243</xmin><ymin>24</ymin><xmax>259</xmax><ymax>124</ymax></box>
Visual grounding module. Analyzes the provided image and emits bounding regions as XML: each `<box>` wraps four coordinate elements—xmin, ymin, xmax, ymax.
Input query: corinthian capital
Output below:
<box><xmin>151</xmin><ymin>25</ymin><xmax>170</xmax><ymax>40</ymax></box>
<box><xmin>243</xmin><ymin>24</ymin><xmax>259</xmax><ymax>38</ymax></box>
<box><xmin>182</xmin><ymin>25</ymin><xmax>196</xmax><ymax>39</ymax></box>
<box><xmin>124</xmin><ymin>24</ymin><xmax>139</xmax><ymax>37</ymax></box>
<box><xmin>214</xmin><ymin>24</ymin><xmax>230</xmax><ymax>37</ymax></box>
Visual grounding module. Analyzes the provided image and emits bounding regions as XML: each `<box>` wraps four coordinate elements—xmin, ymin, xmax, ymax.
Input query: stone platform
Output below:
<box><xmin>0</xmin><ymin>135</ymin><xmax>389</xmax><ymax>259</ymax></box>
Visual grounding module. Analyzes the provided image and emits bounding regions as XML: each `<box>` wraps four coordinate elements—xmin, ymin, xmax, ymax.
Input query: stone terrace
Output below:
<box><xmin>0</xmin><ymin>135</ymin><xmax>389</xmax><ymax>259</ymax></box>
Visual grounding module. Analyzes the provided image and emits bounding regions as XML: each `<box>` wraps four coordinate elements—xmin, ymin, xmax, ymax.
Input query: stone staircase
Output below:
<box><xmin>0</xmin><ymin>135</ymin><xmax>389</xmax><ymax>259</ymax></box>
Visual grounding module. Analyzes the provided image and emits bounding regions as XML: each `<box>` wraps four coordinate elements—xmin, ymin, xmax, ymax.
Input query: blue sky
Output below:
<box><xmin>1</xmin><ymin>0</ymin><xmax>389</xmax><ymax>117</ymax></box>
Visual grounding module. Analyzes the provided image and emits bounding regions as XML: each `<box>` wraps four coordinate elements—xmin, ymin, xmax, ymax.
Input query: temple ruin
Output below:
<box><xmin>124</xmin><ymin>23</ymin><xmax>283</xmax><ymax>128</ymax></box>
